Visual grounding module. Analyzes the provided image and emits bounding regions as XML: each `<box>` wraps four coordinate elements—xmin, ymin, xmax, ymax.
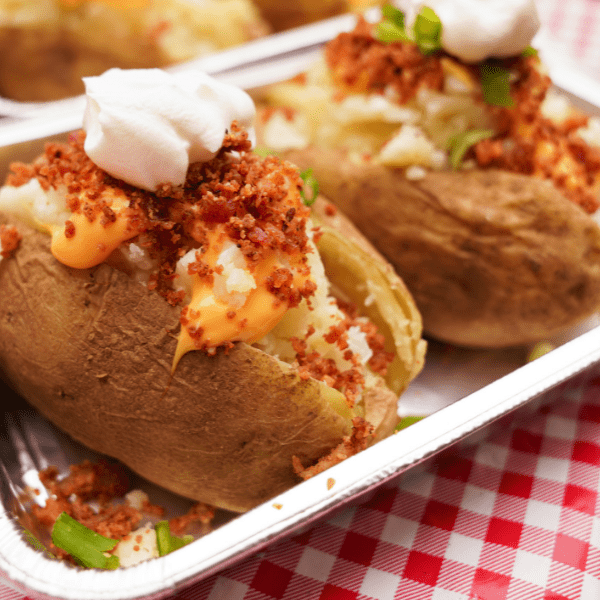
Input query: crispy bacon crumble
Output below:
<box><xmin>0</xmin><ymin>224</ymin><xmax>21</xmax><ymax>258</ymax></box>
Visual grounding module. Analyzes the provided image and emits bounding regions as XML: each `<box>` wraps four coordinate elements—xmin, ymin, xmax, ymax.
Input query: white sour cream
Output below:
<box><xmin>394</xmin><ymin>0</ymin><xmax>540</xmax><ymax>63</ymax></box>
<box><xmin>82</xmin><ymin>68</ymin><xmax>256</xmax><ymax>191</ymax></box>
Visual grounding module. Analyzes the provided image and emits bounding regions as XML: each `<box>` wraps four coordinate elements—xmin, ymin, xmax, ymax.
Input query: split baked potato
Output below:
<box><xmin>256</xmin><ymin>12</ymin><xmax>600</xmax><ymax>348</ymax></box>
<box><xmin>0</xmin><ymin>132</ymin><xmax>424</xmax><ymax>513</ymax></box>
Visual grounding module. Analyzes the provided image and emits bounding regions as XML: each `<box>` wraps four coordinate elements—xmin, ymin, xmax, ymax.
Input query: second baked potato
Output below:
<box><xmin>256</xmin><ymin>11</ymin><xmax>600</xmax><ymax>348</ymax></box>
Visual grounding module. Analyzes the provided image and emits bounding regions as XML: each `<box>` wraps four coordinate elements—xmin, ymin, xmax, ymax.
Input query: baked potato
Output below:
<box><xmin>255</xmin><ymin>10</ymin><xmax>600</xmax><ymax>348</ymax></box>
<box><xmin>0</xmin><ymin>0</ymin><xmax>269</xmax><ymax>102</ymax></box>
<box><xmin>0</xmin><ymin>129</ymin><xmax>425</xmax><ymax>513</ymax></box>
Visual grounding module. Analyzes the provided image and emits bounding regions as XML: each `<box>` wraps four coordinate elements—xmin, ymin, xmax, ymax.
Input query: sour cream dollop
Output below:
<box><xmin>394</xmin><ymin>0</ymin><xmax>540</xmax><ymax>63</ymax></box>
<box><xmin>82</xmin><ymin>68</ymin><xmax>256</xmax><ymax>191</ymax></box>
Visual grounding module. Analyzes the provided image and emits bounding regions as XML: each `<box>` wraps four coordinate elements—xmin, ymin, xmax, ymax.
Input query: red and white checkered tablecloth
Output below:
<box><xmin>1</xmin><ymin>1</ymin><xmax>600</xmax><ymax>599</ymax></box>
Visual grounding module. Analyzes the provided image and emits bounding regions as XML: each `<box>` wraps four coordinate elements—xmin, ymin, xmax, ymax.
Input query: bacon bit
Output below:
<box><xmin>133</xmin><ymin>545</ymin><xmax>140</xmax><ymax>552</ymax></box>
<box><xmin>169</xmin><ymin>502</ymin><xmax>215</xmax><ymax>537</ymax></box>
<box><xmin>0</xmin><ymin>224</ymin><xmax>21</xmax><ymax>258</ymax></box>
<box><xmin>323</xmin><ymin>202</ymin><xmax>337</xmax><ymax>217</ymax></box>
<box><xmin>64</xmin><ymin>220</ymin><xmax>76</xmax><ymax>239</ymax></box>
<box><xmin>293</xmin><ymin>417</ymin><xmax>374</xmax><ymax>480</ymax></box>
<box><xmin>272</xmin><ymin>503</ymin><xmax>283</xmax><ymax>510</ymax></box>
<box><xmin>226</xmin><ymin>310</ymin><xmax>237</xmax><ymax>320</ymax></box>
<box><xmin>147</xmin><ymin>19</ymin><xmax>171</xmax><ymax>41</ymax></box>
<box><xmin>327</xmin><ymin>478</ymin><xmax>335</xmax><ymax>490</ymax></box>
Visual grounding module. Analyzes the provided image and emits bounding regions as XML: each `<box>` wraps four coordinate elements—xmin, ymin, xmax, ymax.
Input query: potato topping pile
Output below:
<box><xmin>31</xmin><ymin>460</ymin><xmax>214</xmax><ymax>565</ymax></box>
<box><xmin>324</xmin><ymin>17</ymin><xmax>600</xmax><ymax>213</ymax></box>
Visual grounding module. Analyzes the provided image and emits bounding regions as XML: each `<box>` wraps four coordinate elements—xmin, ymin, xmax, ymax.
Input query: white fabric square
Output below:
<box><xmin>295</xmin><ymin>547</ymin><xmax>336</xmax><ymax>583</ymax></box>
<box><xmin>444</xmin><ymin>532</ymin><xmax>484</xmax><ymax>567</ymax></box>
<box><xmin>207</xmin><ymin>577</ymin><xmax>249</xmax><ymax>600</ymax></box>
<box><xmin>512</xmin><ymin>549</ymin><xmax>552</xmax><ymax>587</ymax></box>
<box><xmin>545</xmin><ymin>415</ymin><xmax>578</xmax><ymax>441</ymax></box>
<box><xmin>460</xmin><ymin>484</ymin><xmax>497</xmax><ymax>517</ymax></box>
<box><xmin>523</xmin><ymin>499</ymin><xmax>562</xmax><ymax>532</ymax></box>
<box><xmin>401</xmin><ymin>470</ymin><xmax>435</xmax><ymax>498</ymax></box>
<box><xmin>327</xmin><ymin>506</ymin><xmax>356</xmax><ymax>530</ymax></box>
<box><xmin>380</xmin><ymin>514</ymin><xmax>419</xmax><ymax>549</ymax></box>
<box><xmin>474</xmin><ymin>443</ymin><xmax>508</xmax><ymax>470</ymax></box>
<box><xmin>580</xmin><ymin>573</ymin><xmax>600</xmax><ymax>598</ymax></box>
<box><xmin>590</xmin><ymin>517</ymin><xmax>600</xmax><ymax>549</ymax></box>
<box><xmin>431</xmin><ymin>589</ymin><xmax>470</xmax><ymax>600</ymax></box>
<box><xmin>360</xmin><ymin>567</ymin><xmax>401</xmax><ymax>600</ymax></box>
<box><xmin>534</xmin><ymin>456</ymin><xmax>570</xmax><ymax>483</ymax></box>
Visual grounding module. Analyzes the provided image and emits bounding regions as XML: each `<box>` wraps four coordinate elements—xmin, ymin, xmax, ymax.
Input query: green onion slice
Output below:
<box><xmin>447</xmin><ymin>129</ymin><xmax>495</xmax><ymax>170</ymax></box>
<box><xmin>375</xmin><ymin>4</ymin><xmax>442</xmax><ymax>54</ymax></box>
<box><xmin>522</xmin><ymin>45</ymin><xmax>538</xmax><ymax>57</ymax></box>
<box><xmin>381</xmin><ymin>3</ymin><xmax>405</xmax><ymax>28</ymax></box>
<box><xmin>414</xmin><ymin>6</ymin><xmax>442</xmax><ymax>55</ymax></box>
<box><xmin>479</xmin><ymin>62</ymin><xmax>514</xmax><ymax>107</ymax></box>
<box><xmin>395</xmin><ymin>415</ymin><xmax>426</xmax><ymax>431</ymax></box>
<box><xmin>300</xmin><ymin>168</ymin><xmax>319</xmax><ymax>206</ymax></box>
<box><xmin>252</xmin><ymin>146</ymin><xmax>279</xmax><ymax>157</ymax></box>
<box><xmin>155</xmin><ymin>521</ymin><xmax>193</xmax><ymax>557</ymax></box>
<box><xmin>51</xmin><ymin>512</ymin><xmax>119</xmax><ymax>570</ymax></box>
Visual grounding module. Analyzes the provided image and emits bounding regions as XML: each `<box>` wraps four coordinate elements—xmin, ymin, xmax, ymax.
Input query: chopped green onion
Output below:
<box><xmin>395</xmin><ymin>416</ymin><xmax>426</xmax><ymax>431</ymax></box>
<box><xmin>375</xmin><ymin>20</ymin><xmax>412</xmax><ymax>43</ymax></box>
<box><xmin>522</xmin><ymin>46</ymin><xmax>538</xmax><ymax>58</ymax></box>
<box><xmin>527</xmin><ymin>341</ymin><xmax>555</xmax><ymax>362</ymax></box>
<box><xmin>51</xmin><ymin>512</ymin><xmax>119</xmax><ymax>570</ymax></box>
<box><xmin>375</xmin><ymin>4</ymin><xmax>442</xmax><ymax>54</ymax></box>
<box><xmin>155</xmin><ymin>521</ymin><xmax>193</xmax><ymax>557</ymax></box>
<box><xmin>447</xmin><ymin>129</ymin><xmax>495</xmax><ymax>170</ymax></box>
<box><xmin>376</xmin><ymin>5</ymin><xmax>411</xmax><ymax>43</ymax></box>
<box><xmin>413</xmin><ymin>6</ymin><xmax>442</xmax><ymax>55</ymax></box>
<box><xmin>299</xmin><ymin>168</ymin><xmax>319</xmax><ymax>206</ymax></box>
<box><xmin>479</xmin><ymin>62</ymin><xmax>514</xmax><ymax>107</ymax></box>
<box><xmin>253</xmin><ymin>146</ymin><xmax>279</xmax><ymax>157</ymax></box>
<box><xmin>381</xmin><ymin>4</ymin><xmax>405</xmax><ymax>28</ymax></box>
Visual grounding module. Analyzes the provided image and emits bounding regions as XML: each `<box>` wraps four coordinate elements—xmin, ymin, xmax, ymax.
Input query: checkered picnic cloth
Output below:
<box><xmin>1</xmin><ymin>2</ymin><xmax>600</xmax><ymax>600</ymax></box>
<box><xmin>159</xmin><ymin>364</ymin><xmax>600</xmax><ymax>600</ymax></box>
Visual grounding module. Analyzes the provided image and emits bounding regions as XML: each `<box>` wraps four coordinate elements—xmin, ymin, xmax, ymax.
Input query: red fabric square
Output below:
<box><xmin>361</xmin><ymin>487</ymin><xmax>397</xmax><ymax>513</ymax></box>
<box><xmin>251</xmin><ymin>561</ymin><xmax>293</xmax><ymax>599</ymax></box>
<box><xmin>471</xmin><ymin>568</ymin><xmax>511</xmax><ymax>600</ymax></box>
<box><xmin>434</xmin><ymin>455</ymin><xmax>473</xmax><ymax>482</ymax></box>
<box><xmin>319</xmin><ymin>584</ymin><xmax>358</xmax><ymax>600</ymax></box>
<box><xmin>563</xmin><ymin>484</ymin><xmax>597</xmax><ymax>515</ymax></box>
<box><xmin>498</xmin><ymin>472</ymin><xmax>533</xmax><ymax>498</ymax></box>
<box><xmin>571</xmin><ymin>441</ymin><xmax>600</xmax><ymax>466</ymax></box>
<box><xmin>421</xmin><ymin>500</ymin><xmax>459</xmax><ymax>531</ymax></box>
<box><xmin>338</xmin><ymin>531</ymin><xmax>378</xmax><ymax>566</ymax></box>
<box><xmin>403</xmin><ymin>551</ymin><xmax>443</xmax><ymax>586</ymax></box>
<box><xmin>579</xmin><ymin>403</ymin><xmax>600</xmax><ymax>423</ymax></box>
<box><xmin>511</xmin><ymin>429</ymin><xmax>543</xmax><ymax>454</ymax></box>
<box><xmin>485</xmin><ymin>517</ymin><xmax>523</xmax><ymax>548</ymax></box>
<box><xmin>552</xmin><ymin>533</ymin><xmax>589</xmax><ymax>570</ymax></box>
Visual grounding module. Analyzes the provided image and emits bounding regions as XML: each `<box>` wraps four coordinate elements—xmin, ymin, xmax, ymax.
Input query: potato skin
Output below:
<box><xmin>285</xmin><ymin>147</ymin><xmax>600</xmax><ymax>347</ymax></box>
<box><xmin>0</xmin><ymin>198</ymin><xmax>422</xmax><ymax>512</ymax></box>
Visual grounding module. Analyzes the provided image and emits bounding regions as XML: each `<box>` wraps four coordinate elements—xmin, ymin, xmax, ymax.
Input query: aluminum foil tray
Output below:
<box><xmin>1</xmin><ymin>13</ymin><xmax>600</xmax><ymax>600</ymax></box>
